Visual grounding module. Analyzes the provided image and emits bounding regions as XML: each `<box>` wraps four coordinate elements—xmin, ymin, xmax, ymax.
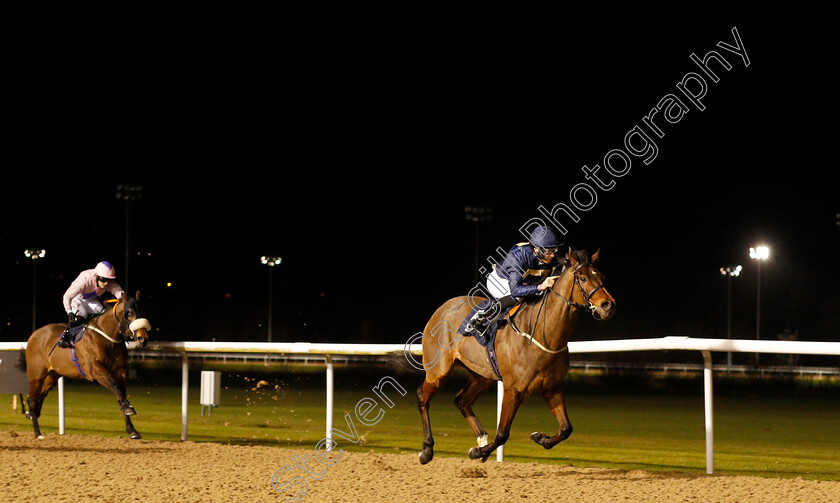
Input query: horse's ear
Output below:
<box><xmin>135</xmin><ymin>290</ymin><xmax>141</xmax><ymax>301</ymax></box>
<box><xmin>591</xmin><ymin>248</ymin><xmax>600</xmax><ymax>265</ymax></box>
<box><xmin>567</xmin><ymin>247</ymin><xmax>577</xmax><ymax>265</ymax></box>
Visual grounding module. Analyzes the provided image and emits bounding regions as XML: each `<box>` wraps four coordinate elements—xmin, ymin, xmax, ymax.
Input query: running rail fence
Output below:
<box><xmin>3</xmin><ymin>337</ymin><xmax>840</xmax><ymax>474</ymax></box>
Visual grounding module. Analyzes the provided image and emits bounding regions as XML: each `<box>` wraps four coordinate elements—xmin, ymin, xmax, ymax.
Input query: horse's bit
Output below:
<box><xmin>88</xmin><ymin>300</ymin><xmax>151</xmax><ymax>343</ymax></box>
<box><xmin>549</xmin><ymin>262</ymin><xmax>604</xmax><ymax>314</ymax></box>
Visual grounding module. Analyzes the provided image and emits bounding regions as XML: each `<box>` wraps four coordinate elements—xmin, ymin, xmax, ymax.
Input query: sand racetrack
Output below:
<box><xmin>2</xmin><ymin>430</ymin><xmax>839</xmax><ymax>502</ymax></box>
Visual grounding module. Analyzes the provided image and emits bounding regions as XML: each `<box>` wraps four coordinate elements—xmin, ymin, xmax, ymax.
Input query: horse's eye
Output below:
<box><xmin>579</xmin><ymin>276</ymin><xmax>588</xmax><ymax>283</ymax></box>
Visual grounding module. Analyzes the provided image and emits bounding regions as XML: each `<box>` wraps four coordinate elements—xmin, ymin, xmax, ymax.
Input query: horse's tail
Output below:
<box><xmin>384</xmin><ymin>350</ymin><xmax>424</xmax><ymax>374</ymax></box>
<box><xmin>15</xmin><ymin>349</ymin><xmax>27</xmax><ymax>372</ymax></box>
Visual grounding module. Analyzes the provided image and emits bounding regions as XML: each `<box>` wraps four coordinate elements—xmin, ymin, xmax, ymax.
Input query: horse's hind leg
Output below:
<box><xmin>26</xmin><ymin>372</ymin><xmax>58</xmax><ymax>439</ymax></box>
<box><xmin>453</xmin><ymin>370</ymin><xmax>494</xmax><ymax>448</ymax></box>
<box><xmin>417</xmin><ymin>371</ymin><xmax>450</xmax><ymax>465</ymax></box>
<box><xmin>530</xmin><ymin>385</ymin><xmax>573</xmax><ymax>449</ymax></box>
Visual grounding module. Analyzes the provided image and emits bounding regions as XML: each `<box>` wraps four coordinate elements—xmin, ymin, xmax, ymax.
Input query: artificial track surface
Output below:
<box><xmin>3</xmin><ymin>430</ymin><xmax>839</xmax><ymax>503</ymax></box>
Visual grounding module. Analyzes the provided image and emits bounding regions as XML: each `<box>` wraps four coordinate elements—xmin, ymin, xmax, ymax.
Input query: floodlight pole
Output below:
<box><xmin>749</xmin><ymin>246</ymin><xmax>769</xmax><ymax>365</ymax></box>
<box><xmin>261</xmin><ymin>256</ymin><xmax>282</xmax><ymax>342</ymax></box>
<box><xmin>465</xmin><ymin>206</ymin><xmax>493</xmax><ymax>283</ymax></box>
<box><xmin>116</xmin><ymin>184</ymin><xmax>143</xmax><ymax>292</ymax></box>
<box><xmin>24</xmin><ymin>249</ymin><xmax>46</xmax><ymax>332</ymax></box>
<box><xmin>719</xmin><ymin>265</ymin><xmax>741</xmax><ymax>370</ymax></box>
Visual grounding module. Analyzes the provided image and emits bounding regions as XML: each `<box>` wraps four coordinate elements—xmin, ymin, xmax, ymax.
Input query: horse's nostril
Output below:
<box><xmin>601</xmin><ymin>300</ymin><xmax>613</xmax><ymax>310</ymax></box>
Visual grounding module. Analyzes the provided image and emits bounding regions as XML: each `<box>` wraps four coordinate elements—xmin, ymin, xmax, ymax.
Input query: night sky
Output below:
<box><xmin>2</xmin><ymin>8</ymin><xmax>838</xmax><ymax>348</ymax></box>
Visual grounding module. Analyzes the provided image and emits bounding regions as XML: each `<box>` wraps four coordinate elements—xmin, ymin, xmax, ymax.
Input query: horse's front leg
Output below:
<box><xmin>468</xmin><ymin>387</ymin><xmax>524</xmax><ymax>462</ymax></box>
<box><xmin>89</xmin><ymin>361</ymin><xmax>140</xmax><ymax>439</ymax></box>
<box><xmin>530</xmin><ymin>385</ymin><xmax>573</xmax><ymax>449</ymax></box>
<box><xmin>116</xmin><ymin>380</ymin><xmax>141</xmax><ymax>439</ymax></box>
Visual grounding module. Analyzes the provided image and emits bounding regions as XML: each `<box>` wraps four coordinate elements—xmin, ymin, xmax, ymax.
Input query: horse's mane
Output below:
<box><xmin>97</xmin><ymin>295</ymin><xmax>141</xmax><ymax>319</ymax></box>
<box><xmin>555</xmin><ymin>249</ymin><xmax>591</xmax><ymax>272</ymax></box>
<box><xmin>124</xmin><ymin>295</ymin><xmax>140</xmax><ymax>313</ymax></box>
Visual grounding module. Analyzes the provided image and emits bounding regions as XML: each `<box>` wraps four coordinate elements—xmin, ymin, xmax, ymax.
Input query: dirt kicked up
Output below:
<box><xmin>2</xmin><ymin>431</ymin><xmax>838</xmax><ymax>503</ymax></box>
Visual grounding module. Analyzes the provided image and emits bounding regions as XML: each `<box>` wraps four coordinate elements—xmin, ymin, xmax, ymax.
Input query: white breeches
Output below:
<box><xmin>486</xmin><ymin>269</ymin><xmax>511</xmax><ymax>299</ymax></box>
<box><xmin>69</xmin><ymin>295</ymin><xmax>105</xmax><ymax>319</ymax></box>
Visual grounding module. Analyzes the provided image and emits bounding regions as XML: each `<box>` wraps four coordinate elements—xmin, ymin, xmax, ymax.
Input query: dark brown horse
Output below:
<box><xmin>17</xmin><ymin>292</ymin><xmax>151</xmax><ymax>439</ymax></box>
<box><xmin>416</xmin><ymin>249</ymin><xmax>615</xmax><ymax>463</ymax></box>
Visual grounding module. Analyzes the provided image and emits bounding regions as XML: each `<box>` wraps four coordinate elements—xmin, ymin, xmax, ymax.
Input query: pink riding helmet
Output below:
<box><xmin>94</xmin><ymin>261</ymin><xmax>117</xmax><ymax>279</ymax></box>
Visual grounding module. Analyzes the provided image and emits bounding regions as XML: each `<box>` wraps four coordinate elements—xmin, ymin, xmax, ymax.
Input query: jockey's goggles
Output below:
<box><xmin>97</xmin><ymin>276</ymin><xmax>113</xmax><ymax>283</ymax></box>
<box><xmin>536</xmin><ymin>247</ymin><xmax>559</xmax><ymax>256</ymax></box>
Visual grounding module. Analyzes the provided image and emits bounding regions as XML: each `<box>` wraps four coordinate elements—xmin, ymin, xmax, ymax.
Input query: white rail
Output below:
<box><xmin>3</xmin><ymin>337</ymin><xmax>839</xmax><ymax>474</ymax></box>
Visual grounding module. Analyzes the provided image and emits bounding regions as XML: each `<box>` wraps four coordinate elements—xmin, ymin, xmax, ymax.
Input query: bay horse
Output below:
<box><xmin>17</xmin><ymin>291</ymin><xmax>152</xmax><ymax>439</ymax></box>
<box><xmin>416</xmin><ymin>249</ymin><xmax>615</xmax><ymax>463</ymax></box>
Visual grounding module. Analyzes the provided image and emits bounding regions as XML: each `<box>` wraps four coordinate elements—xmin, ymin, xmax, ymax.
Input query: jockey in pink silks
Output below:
<box><xmin>58</xmin><ymin>261</ymin><xmax>124</xmax><ymax>348</ymax></box>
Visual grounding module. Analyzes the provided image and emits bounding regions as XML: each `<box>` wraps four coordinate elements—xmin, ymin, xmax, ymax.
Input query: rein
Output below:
<box><xmin>548</xmin><ymin>262</ymin><xmax>603</xmax><ymax>313</ymax></box>
<box><xmin>87</xmin><ymin>325</ymin><xmax>121</xmax><ymax>343</ymax></box>
<box><xmin>511</xmin><ymin>261</ymin><xmax>602</xmax><ymax>355</ymax></box>
<box><xmin>86</xmin><ymin>299</ymin><xmax>149</xmax><ymax>344</ymax></box>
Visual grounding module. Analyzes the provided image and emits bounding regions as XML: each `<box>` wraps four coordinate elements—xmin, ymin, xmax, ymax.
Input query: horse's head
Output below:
<box><xmin>116</xmin><ymin>291</ymin><xmax>152</xmax><ymax>348</ymax></box>
<box><xmin>563</xmin><ymin>248</ymin><xmax>616</xmax><ymax>320</ymax></box>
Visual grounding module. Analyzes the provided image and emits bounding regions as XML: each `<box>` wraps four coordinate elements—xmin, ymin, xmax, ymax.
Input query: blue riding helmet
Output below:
<box><xmin>528</xmin><ymin>225</ymin><xmax>564</xmax><ymax>249</ymax></box>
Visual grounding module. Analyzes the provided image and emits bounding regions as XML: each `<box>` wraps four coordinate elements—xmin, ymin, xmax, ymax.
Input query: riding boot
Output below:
<box><xmin>57</xmin><ymin>330</ymin><xmax>74</xmax><ymax>348</ymax></box>
<box><xmin>58</xmin><ymin>314</ymin><xmax>82</xmax><ymax>348</ymax></box>
<box><xmin>469</xmin><ymin>296</ymin><xmax>517</xmax><ymax>335</ymax></box>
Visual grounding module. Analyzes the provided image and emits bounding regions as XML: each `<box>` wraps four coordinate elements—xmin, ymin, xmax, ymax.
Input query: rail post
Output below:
<box><xmin>181</xmin><ymin>352</ymin><xmax>189</xmax><ymax>441</ymax></box>
<box><xmin>58</xmin><ymin>376</ymin><xmax>65</xmax><ymax>435</ymax></box>
<box><xmin>325</xmin><ymin>355</ymin><xmax>334</xmax><ymax>442</ymax></box>
<box><xmin>702</xmin><ymin>350</ymin><xmax>714</xmax><ymax>474</ymax></box>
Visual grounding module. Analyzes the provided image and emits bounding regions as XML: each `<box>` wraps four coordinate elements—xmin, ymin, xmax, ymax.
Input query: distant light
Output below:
<box><xmin>261</xmin><ymin>256</ymin><xmax>282</xmax><ymax>266</ymax></box>
<box><xmin>24</xmin><ymin>249</ymin><xmax>46</xmax><ymax>260</ymax></box>
<box><xmin>166</xmin><ymin>282</ymin><xmax>173</xmax><ymax>288</ymax></box>
<box><xmin>749</xmin><ymin>246</ymin><xmax>769</xmax><ymax>260</ymax></box>
<box><xmin>115</xmin><ymin>184</ymin><xmax>143</xmax><ymax>201</ymax></box>
<box><xmin>720</xmin><ymin>265</ymin><xmax>742</xmax><ymax>277</ymax></box>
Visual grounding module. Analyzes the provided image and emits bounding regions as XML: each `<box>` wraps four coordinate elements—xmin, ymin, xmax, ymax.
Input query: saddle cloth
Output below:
<box><xmin>457</xmin><ymin>300</ymin><xmax>523</xmax><ymax>381</ymax></box>
<box><xmin>63</xmin><ymin>325</ymin><xmax>87</xmax><ymax>344</ymax></box>
<box><xmin>458</xmin><ymin>300</ymin><xmax>503</xmax><ymax>349</ymax></box>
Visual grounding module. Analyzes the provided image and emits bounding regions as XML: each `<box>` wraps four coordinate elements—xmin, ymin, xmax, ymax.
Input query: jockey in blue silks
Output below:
<box><xmin>468</xmin><ymin>225</ymin><xmax>564</xmax><ymax>334</ymax></box>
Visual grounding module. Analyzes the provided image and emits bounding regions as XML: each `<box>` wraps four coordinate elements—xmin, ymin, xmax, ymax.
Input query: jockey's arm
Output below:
<box><xmin>108</xmin><ymin>282</ymin><xmax>125</xmax><ymax>299</ymax></box>
<box><xmin>62</xmin><ymin>273</ymin><xmax>87</xmax><ymax>313</ymax></box>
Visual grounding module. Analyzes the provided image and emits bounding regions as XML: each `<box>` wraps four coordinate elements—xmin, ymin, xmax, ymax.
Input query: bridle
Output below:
<box><xmin>515</xmin><ymin>260</ymin><xmax>605</xmax><ymax>354</ymax></box>
<box><xmin>548</xmin><ymin>261</ymin><xmax>605</xmax><ymax>315</ymax></box>
<box><xmin>86</xmin><ymin>299</ymin><xmax>151</xmax><ymax>344</ymax></box>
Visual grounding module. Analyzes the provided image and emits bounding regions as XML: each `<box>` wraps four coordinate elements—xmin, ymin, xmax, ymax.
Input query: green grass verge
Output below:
<box><xmin>3</xmin><ymin>371</ymin><xmax>838</xmax><ymax>481</ymax></box>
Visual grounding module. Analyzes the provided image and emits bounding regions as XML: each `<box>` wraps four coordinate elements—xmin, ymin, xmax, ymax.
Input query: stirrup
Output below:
<box><xmin>57</xmin><ymin>330</ymin><xmax>74</xmax><ymax>348</ymax></box>
<box><xmin>466</xmin><ymin>309</ymin><xmax>488</xmax><ymax>335</ymax></box>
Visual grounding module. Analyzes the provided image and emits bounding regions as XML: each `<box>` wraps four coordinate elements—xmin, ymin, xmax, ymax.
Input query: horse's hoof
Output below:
<box><xmin>125</xmin><ymin>406</ymin><xmax>137</xmax><ymax>416</ymax></box>
<box><xmin>530</xmin><ymin>431</ymin><xmax>544</xmax><ymax>444</ymax></box>
<box><xmin>130</xmin><ymin>432</ymin><xmax>142</xmax><ymax>440</ymax></box>
<box><xmin>36</xmin><ymin>435</ymin><xmax>45</xmax><ymax>440</ymax></box>
<box><xmin>418</xmin><ymin>450</ymin><xmax>433</xmax><ymax>465</ymax></box>
<box><xmin>468</xmin><ymin>447</ymin><xmax>482</xmax><ymax>460</ymax></box>
<box><xmin>24</xmin><ymin>412</ymin><xmax>31</xmax><ymax>420</ymax></box>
